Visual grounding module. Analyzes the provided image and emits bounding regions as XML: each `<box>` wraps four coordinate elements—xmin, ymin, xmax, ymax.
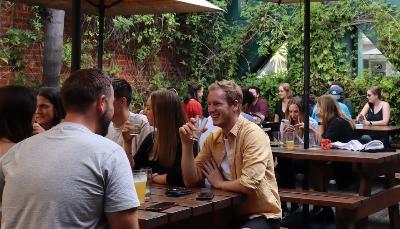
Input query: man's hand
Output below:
<box><xmin>179</xmin><ymin>118</ymin><xmax>197</xmax><ymax>145</ymax></box>
<box><xmin>200</xmin><ymin>159</ymin><xmax>224</xmax><ymax>189</ymax></box>
<box><xmin>121</xmin><ymin>120</ymin><xmax>134</xmax><ymax>143</ymax></box>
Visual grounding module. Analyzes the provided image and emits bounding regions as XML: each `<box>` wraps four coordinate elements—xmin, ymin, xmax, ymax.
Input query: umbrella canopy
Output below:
<box><xmin>9</xmin><ymin>0</ymin><xmax>222</xmax><ymax>70</ymax></box>
<box><xmin>12</xmin><ymin>0</ymin><xmax>222</xmax><ymax>16</ymax></box>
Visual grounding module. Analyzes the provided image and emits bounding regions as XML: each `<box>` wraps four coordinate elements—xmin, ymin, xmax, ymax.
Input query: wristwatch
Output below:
<box><xmin>369</xmin><ymin>121</ymin><xmax>373</xmax><ymax>126</ymax></box>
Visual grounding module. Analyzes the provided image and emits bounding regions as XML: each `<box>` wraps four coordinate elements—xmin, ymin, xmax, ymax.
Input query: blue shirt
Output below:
<box><xmin>311</xmin><ymin>102</ymin><xmax>351</xmax><ymax>122</ymax></box>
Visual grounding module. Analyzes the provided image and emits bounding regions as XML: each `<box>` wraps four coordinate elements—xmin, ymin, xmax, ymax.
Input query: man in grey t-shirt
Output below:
<box><xmin>0</xmin><ymin>69</ymin><xmax>140</xmax><ymax>229</ymax></box>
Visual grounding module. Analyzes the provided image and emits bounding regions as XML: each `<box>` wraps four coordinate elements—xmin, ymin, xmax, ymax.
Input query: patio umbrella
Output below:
<box><xmin>264</xmin><ymin>0</ymin><xmax>333</xmax><ymax>149</ymax></box>
<box><xmin>11</xmin><ymin>0</ymin><xmax>222</xmax><ymax>70</ymax></box>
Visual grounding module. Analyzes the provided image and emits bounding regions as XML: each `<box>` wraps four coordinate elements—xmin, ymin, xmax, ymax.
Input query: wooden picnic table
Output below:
<box><xmin>355</xmin><ymin>125</ymin><xmax>400</xmax><ymax>147</ymax></box>
<box><xmin>138</xmin><ymin>184</ymin><xmax>244</xmax><ymax>229</ymax></box>
<box><xmin>272</xmin><ymin>146</ymin><xmax>400</xmax><ymax>229</ymax></box>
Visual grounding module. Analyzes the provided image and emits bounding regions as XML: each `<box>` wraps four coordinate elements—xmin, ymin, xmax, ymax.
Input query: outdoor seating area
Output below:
<box><xmin>1</xmin><ymin>0</ymin><xmax>400</xmax><ymax>229</ymax></box>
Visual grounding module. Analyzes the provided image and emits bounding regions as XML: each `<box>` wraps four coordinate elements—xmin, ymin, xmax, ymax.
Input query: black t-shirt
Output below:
<box><xmin>274</xmin><ymin>100</ymin><xmax>285</xmax><ymax>122</ymax></box>
<box><xmin>322</xmin><ymin>117</ymin><xmax>357</xmax><ymax>143</ymax></box>
<box><xmin>134</xmin><ymin>133</ymin><xmax>197</xmax><ymax>186</ymax></box>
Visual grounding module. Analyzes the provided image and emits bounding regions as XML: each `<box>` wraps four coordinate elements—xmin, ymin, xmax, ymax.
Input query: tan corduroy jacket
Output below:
<box><xmin>195</xmin><ymin>115</ymin><xmax>282</xmax><ymax>220</ymax></box>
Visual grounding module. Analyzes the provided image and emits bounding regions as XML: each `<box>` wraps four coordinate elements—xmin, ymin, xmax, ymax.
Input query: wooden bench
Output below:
<box><xmin>279</xmin><ymin>186</ymin><xmax>400</xmax><ymax>228</ymax></box>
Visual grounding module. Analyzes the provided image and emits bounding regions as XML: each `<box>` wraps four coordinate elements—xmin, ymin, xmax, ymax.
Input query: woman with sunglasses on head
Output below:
<box><xmin>356</xmin><ymin>86</ymin><xmax>390</xmax><ymax>143</ymax></box>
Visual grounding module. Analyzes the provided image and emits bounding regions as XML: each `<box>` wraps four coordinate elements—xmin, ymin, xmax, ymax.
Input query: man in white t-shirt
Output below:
<box><xmin>0</xmin><ymin>69</ymin><xmax>139</xmax><ymax>229</ymax></box>
<box><xmin>106</xmin><ymin>79</ymin><xmax>153</xmax><ymax>166</ymax></box>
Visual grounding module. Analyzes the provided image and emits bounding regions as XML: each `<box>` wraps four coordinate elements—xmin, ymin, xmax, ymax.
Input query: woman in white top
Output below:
<box><xmin>280</xmin><ymin>96</ymin><xmax>318</xmax><ymax>143</ymax></box>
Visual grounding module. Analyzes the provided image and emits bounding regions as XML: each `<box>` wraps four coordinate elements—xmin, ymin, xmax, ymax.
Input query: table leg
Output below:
<box><xmin>309</xmin><ymin>161</ymin><xmax>328</xmax><ymax>191</ymax></box>
<box><xmin>384</xmin><ymin>172</ymin><xmax>400</xmax><ymax>229</ymax></box>
<box><xmin>355</xmin><ymin>173</ymin><xmax>372</xmax><ymax>229</ymax></box>
<box><xmin>335</xmin><ymin>209</ymin><xmax>352</xmax><ymax>229</ymax></box>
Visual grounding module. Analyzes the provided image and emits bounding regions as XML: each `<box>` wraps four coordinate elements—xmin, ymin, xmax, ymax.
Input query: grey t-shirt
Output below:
<box><xmin>0</xmin><ymin>122</ymin><xmax>139</xmax><ymax>229</ymax></box>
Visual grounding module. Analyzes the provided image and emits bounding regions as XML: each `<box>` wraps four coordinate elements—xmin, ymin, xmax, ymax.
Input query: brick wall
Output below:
<box><xmin>0</xmin><ymin>2</ymin><xmax>180</xmax><ymax>89</ymax></box>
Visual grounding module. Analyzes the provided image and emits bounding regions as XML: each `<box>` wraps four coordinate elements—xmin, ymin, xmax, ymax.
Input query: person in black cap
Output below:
<box><xmin>311</xmin><ymin>85</ymin><xmax>352</xmax><ymax>122</ymax></box>
<box><xmin>329</xmin><ymin>82</ymin><xmax>355</xmax><ymax>117</ymax></box>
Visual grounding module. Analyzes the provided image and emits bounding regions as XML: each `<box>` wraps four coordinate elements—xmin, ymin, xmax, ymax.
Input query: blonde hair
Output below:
<box><xmin>208</xmin><ymin>80</ymin><xmax>243</xmax><ymax>112</ymax></box>
<box><xmin>149</xmin><ymin>90</ymin><xmax>187</xmax><ymax>168</ymax></box>
<box><xmin>279</xmin><ymin>83</ymin><xmax>293</xmax><ymax>98</ymax></box>
<box><xmin>317</xmin><ymin>95</ymin><xmax>355</xmax><ymax>133</ymax></box>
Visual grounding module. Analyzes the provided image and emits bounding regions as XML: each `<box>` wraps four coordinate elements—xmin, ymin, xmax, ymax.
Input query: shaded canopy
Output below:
<box><xmin>12</xmin><ymin>0</ymin><xmax>222</xmax><ymax>16</ymax></box>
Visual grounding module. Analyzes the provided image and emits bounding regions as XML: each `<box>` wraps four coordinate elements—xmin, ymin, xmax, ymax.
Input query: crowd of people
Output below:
<box><xmin>0</xmin><ymin>68</ymin><xmax>393</xmax><ymax>229</ymax></box>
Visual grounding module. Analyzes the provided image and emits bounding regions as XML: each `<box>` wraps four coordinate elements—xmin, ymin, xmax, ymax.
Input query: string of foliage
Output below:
<box><xmin>0</xmin><ymin>0</ymin><xmax>399</xmax><ymax>119</ymax></box>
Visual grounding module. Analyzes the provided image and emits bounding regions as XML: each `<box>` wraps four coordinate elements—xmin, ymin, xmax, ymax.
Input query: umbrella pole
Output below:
<box><xmin>98</xmin><ymin>0</ymin><xmax>105</xmax><ymax>70</ymax></box>
<box><xmin>71</xmin><ymin>0</ymin><xmax>82</xmax><ymax>71</ymax></box>
<box><xmin>303</xmin><ymin>0</ymin><xmax>310</xmax><ymax>149</ymax></box>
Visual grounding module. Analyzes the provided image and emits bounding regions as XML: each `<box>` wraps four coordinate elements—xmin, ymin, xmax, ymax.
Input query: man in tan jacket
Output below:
<box><xmin>179</xmin><ymin>80</ymin><xmax>281</xmax><ymax>229</ymax></box>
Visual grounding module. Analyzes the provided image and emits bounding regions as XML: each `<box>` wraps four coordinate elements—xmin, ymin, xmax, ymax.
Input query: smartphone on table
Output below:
<box><xmin>145</xmin><ymin>202</ymin><xmax>176</xmax><ymax>212</ymax></box>
<box><xmin>196</xmin><ymin>192</ymin><xmax>214</xmax><ymax>201</ymax></box>
<box><xmin>165</xmin><ymin>187</ymin><xmax>192</xmax><ymax>197</ymax></box>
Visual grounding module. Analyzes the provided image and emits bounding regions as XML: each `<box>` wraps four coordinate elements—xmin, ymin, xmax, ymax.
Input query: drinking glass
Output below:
<box><xmin>190</xmin><ymin>116</ymin><xmax>208</xmax><ymax>141</ymax></box>
<box><xmin>129</xmin><ymin>123</ymin><xmax>142</xmax><ymax>136</ymax></box>
<box><xmin>309</xmin><ymin>132</ymin><xmax>319</xmax><ymax>148</ymax></box>
<box><xmin>140</xmin><ymin>167</ymin><xmax>152</xmax><ymax>201</ymax></box>
<box><xmin>285</xmin><ymin>132</ymin><xmax>295</xmax><ymax>150</ymax></box>
<box><xmin>272</xmin><ymin>131</ymin><xmax>284</xmax><ymax>148</ymax></box>
<box><xmin>132</xmin><ymin>170</ymin><xmax>147</xmax><ymax>204</ymax></box>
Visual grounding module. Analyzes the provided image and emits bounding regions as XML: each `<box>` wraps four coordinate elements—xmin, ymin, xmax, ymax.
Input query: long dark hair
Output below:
<box><xmin>150</xmin><ymin>90</ymin><xmax>187</xmax><ymax>168</ymax></box>
<box><xmin>0</xmin><ymin>85</ymin><xmax>36</xmax><ymax>143</ymax></box>
<box><xmin>38</xmin><ymin>87</ymin><xmax>65</xmax><ymax>126</ymax></box>
<box><xmin>184</xmin><ymin>83</ymin><xmax>203</xmax><ymax>103</ymax></box>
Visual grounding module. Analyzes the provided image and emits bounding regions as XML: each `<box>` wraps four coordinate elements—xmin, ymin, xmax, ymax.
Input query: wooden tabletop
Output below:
<box><xmin>355</xmin><ymin>125</ymin><xmax>400</xmax><ymax>133</ymax></box>
<box><xmin>271</xmin><ymin>146</ymin><xmax>400</xmax><ymax>164</ymax></box>
<box><xmin>138</xmin><ymin>184</ymin><xmax>244</xmax><ymax>229</ymax></box>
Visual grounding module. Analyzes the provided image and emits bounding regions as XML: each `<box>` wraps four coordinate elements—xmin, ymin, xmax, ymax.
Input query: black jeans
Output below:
<box><xmin>230</xmin><ymin>216</ymin><xmax>281</xmax><ymax>229</ymax></box>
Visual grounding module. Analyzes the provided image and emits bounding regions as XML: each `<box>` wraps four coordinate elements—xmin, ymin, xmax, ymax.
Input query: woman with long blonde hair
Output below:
<box><xmin>274</xmin><ymin>83</ymin><xmax>292</xmax><ymax>122</ymax></box>
<box><xmin>316</xmin><ymin>95</ymin><xmax>357</xmax><ymax>190</ymax></box>
<box><xmin>130</xmin><ymin>90</ymin><xmax>192</xmax><ymax>186</ymax></box>
<box><xmin>316</xmin><ymin>95</ymin><xmax>356</xmax><ymax>143</ymax></box>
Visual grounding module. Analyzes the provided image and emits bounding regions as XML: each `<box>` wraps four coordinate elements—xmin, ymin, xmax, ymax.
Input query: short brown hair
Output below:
<box><xmin>61</xmin><ymin>69</ymin><xmax>112</xmax><ymax>113</ymax></box>
<box><xmin>208</xmin><ymin>80</ymin><xmax>243</xmax><ymax>108</ymax></box>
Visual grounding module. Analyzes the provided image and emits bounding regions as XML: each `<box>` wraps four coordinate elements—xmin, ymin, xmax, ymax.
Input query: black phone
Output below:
<box><xmin>145</xmin><ymin>202</ymin><xmax>176</xmax><ymax>212</ymax></box>
<box><xmin>196</xmin><ymin>192</ymin><xmax>214</xmax><ymax>200</ymax></box>
<box><xmin>165</xmin><ymin>187</ymin><xmax>192</xmax><ymax>197</ymax></box>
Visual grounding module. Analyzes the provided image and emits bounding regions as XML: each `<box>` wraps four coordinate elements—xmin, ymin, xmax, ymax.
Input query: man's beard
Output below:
<box><xmin>97</xmin><ymin>104</ymin><xmax>112</xmax><ymax>136</ymax></box>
